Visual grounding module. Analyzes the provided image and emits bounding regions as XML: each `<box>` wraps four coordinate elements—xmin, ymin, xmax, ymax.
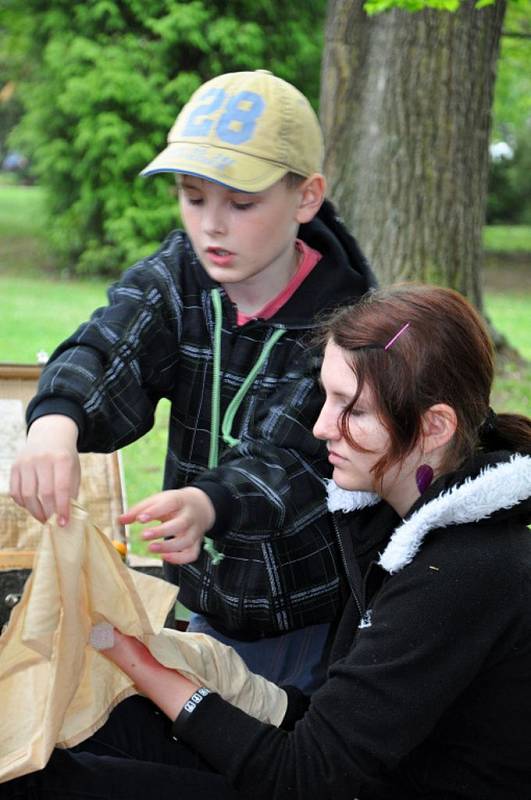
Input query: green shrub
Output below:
<box><xmin>6</xmin><ymin>0</ymin><xmax>326</xmax><ymax>276</ymax></box>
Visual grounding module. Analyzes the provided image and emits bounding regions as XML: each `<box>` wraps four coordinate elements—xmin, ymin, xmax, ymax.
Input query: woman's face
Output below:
<box><xmin>313</xmin><ymin>341</ymin><xmax>391</xmax><ymax>494</ymax></box>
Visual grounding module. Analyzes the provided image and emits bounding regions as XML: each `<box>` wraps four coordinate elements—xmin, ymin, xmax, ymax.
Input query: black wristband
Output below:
<box><xmin>171</xmin><ymin>687</ymin><xmax>211</xmax><ymax>739</ymax></box>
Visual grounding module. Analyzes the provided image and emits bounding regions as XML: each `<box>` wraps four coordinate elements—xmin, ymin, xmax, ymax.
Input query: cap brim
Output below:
<box><xmin>140</xmin><ymin>141</ymin><xmax>288</xmax><ymax>192</ymax></box>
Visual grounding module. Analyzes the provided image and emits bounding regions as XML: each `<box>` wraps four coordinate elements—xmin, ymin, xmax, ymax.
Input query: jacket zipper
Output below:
<box><xmin>332</xmin><ymin>515</ymin><xmax>364</xmax><ymax>619</ymax></box>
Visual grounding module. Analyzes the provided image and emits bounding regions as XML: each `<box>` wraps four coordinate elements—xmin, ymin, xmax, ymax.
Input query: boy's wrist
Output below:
<box><xmin>26</xmin><ymin>414</ymin><xmax>80</xmax><ymax>453</ymax></box>
<box><xmin>27</xmin><ymin>398</ymin><xmax>85</xmax><ymax>441</ymax></box>
<box><xmin>191</xmin><ymin>479</ymin><xmax>235</xmax><ymax>537</ymax></box>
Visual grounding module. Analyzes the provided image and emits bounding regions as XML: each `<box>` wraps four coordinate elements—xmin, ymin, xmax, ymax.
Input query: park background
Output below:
<box><xmin>0</xmin><ymin>0</ymin><xmax>529</xmax><ymax>555</ymax></box>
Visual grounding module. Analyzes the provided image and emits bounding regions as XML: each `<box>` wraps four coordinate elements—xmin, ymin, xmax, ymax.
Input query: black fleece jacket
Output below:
<box><xmin>174</xmin><ymin>452</ymin><xmax>531</xmax><ymax>799</ymax></box>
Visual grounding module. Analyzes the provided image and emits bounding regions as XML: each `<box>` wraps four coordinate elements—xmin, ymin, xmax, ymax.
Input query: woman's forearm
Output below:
<box><xmin>104</xmin><ymin>630</ymin><xmax>199</xmax><ymax>720</ymax></box>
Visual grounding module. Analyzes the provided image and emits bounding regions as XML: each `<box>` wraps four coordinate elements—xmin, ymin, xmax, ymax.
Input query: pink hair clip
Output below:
<box><xmin>384</xmin><ymin>322</ymin><xmax>410</xmax><ymax>351</ymax></box>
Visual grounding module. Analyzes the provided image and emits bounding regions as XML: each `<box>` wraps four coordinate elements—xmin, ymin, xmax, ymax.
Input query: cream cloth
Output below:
<box><xmin>0</xmin><ymin>503</ymin><xmax>287</xmax><ymax>783</ymax></box>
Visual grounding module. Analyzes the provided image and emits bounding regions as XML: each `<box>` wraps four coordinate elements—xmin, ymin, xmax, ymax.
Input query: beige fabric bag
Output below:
<box><xmin>0</xmin><ymin>503</ymin><xmax>287</xmax><ymax>783</ymax></box>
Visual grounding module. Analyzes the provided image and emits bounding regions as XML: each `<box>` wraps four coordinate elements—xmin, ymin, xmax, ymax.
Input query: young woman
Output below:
<box><xmin>4</xmin><ymin>285</ymin><xmax>531</xmax><ymax>799</ymax></box>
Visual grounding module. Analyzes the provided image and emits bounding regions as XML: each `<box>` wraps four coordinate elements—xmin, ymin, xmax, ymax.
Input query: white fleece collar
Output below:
<box><xmin>327</xmin><ymin>455</ymin><xmax>531</xmax><ymax>574</ymax></box>
<box><xmin>326</xmin><ymin>482</ymin><xmax>380</xmax><ymax>513</ymax></box>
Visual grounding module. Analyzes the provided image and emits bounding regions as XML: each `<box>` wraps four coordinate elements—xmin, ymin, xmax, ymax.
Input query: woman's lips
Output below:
<box><xmin>327</xmin><ymin>450</ymin><xmax>347</xmax><ymax>464</ymax></box>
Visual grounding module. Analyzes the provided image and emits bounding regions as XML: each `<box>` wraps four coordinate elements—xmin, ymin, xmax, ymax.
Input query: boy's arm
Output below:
<box><xmin>11</xmin><ymin>237</ymin><xmax>186</xmax><ymax>525</ymax></box>
<box><xmin>25</xmin><ymin>240</ymin><xmax>185</xmax><ymax>455</ymax></box>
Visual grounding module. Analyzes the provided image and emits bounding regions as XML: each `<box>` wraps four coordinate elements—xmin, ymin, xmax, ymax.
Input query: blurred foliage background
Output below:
<box><xmin>1</xmin><ymin>0</ymin><xmax>325</xmax><ymax>276</ymax></box>
<box><xmin>487</xmin><ymin>1</ymin><xmax>531</xmax><ymax>224</ymax></box>
<box><xmin>1</xmin><ymin>0</ymin><xmax>529</xmax><ymax>275</ymax></box>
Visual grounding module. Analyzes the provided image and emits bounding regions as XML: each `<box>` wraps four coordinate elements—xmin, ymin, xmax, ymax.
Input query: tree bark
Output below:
<box><xmin>320</xmin><ymin>0</ymin><xmax>506</xmax><ymax>312</ymax></box>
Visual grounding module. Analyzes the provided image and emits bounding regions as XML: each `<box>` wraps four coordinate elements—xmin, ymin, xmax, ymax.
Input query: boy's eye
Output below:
<box><xmin>184</xmin><ymin>195</ymin><xmax>203</xmax><ymax>206</ymax></box>
<box><xmin>231</xmin><ymin>201</ymin><xmax>255</xmax><ymax>211</ymax></box>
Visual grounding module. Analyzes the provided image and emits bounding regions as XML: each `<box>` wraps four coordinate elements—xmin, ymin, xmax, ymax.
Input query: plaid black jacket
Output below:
<box><xmin>28</xmin><ymin>200</ymin><xmax>376</xmax><ymax>636</ymax></box>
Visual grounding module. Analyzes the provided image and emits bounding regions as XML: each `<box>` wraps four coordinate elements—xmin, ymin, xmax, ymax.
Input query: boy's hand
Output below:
<box><xmin>9</xmin><ymin>414</ymin><xmax>80</xmax><ymax>526</ymax></box>
<box><xmin>119</xmin><ymin>487</ymin><xmax>216</xmax><ymax>564</ymax></box>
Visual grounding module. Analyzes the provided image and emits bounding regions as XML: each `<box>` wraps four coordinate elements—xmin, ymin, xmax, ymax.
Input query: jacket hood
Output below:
<box><xmin>273</xmin><ymin>199</ymin><xmax>376</xmax><ymax>327</ymax></box>
<box><xmin>327</xmin><ymin>452</ymin><xmax>531</xmax><ymax>575</ymax></box>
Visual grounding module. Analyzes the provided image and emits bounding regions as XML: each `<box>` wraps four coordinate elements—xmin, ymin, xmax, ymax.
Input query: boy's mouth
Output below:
<box><xmin>205</xmin><ymin>246</ymin><xmax>235</xmax><ymax>267</ymax></box>
<box><xmin>207</xmin><ymin>247</ymin><xmax>233</xmax><ymax>256</ymax></box>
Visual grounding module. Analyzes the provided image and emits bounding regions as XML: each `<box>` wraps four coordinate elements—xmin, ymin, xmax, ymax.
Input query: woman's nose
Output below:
<box><xmin>313</xmin><ymin>403</ymin><xmax>338</xmax><ymax>441</ymax></box>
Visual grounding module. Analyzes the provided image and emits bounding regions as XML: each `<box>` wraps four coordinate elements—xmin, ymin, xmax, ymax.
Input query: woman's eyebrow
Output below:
<box><xmin>318</xmin><ymin>379</ymin><xmax>352</xmax><ymax>402</ymax></box>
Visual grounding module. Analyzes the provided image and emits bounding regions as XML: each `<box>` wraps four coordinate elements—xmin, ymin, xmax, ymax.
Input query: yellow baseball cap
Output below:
<box><xmin>140</xmin><ymin>70</ymin><xmax>323</xmax><ymax>191</ymax></box>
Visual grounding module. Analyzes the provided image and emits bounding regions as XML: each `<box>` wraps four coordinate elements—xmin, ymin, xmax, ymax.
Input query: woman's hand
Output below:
<box><xmin>104</xmin><ymin>630</ymin><xmax>200</xmax><ymax>721</ymax></box>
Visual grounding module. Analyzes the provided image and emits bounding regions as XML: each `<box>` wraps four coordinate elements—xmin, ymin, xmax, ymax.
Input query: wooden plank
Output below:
<box><xmin>0</xmin><ymin>364</ymin><xmax>41</xmax><ymax>381</ymax></box>
<box><xmin>0</xmin><ymin>551</ymin><xmax>35</xmax><ymax>570</ymax></box>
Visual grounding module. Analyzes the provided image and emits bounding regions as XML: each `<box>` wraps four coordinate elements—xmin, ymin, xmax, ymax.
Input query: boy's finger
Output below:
<box><xmin>118</xmin><ymin>505</ymin><xmax>156</xmax><ymax>523</ymax></box>
<box><xmin>23</xmin><ymin>493</ymin><xmax>47</xmax><ymax>524</ymax></box>
<box><xmin>9</xmin><ymin>466</ymin><xmax>22</xmax><ymax>507</ymax></box>
<box><xmin>161</xmin><ymin>544</ymin><xmax>201</xmax><ymax>565</ymax></box>
<box><xmin>19</xmin><ymin>470</ymin><xmax>47</xmax><ymax>523</ymax></box>
<box><xmin>51</xmin><ymin>462</ymin><xmax>76</xmax><ymax>526</ymax></box>
<box><xmin>142</xmin><ymin>517</ymin><xmax>188</xmax><ymax>541</ymax></box>
<box><xmin>54</xmin><ymin>486</ymin><xmax>73</xmax><ymax>527</ymax></box>
<box><xmin>120</xmin><ymin>496</ymin><xmax>182</xmax><ymax>525</ymax></box>
<box><xmin>117</xmin><ymin>509</ymin><xmax>139</xmax><ymax>523</ymax></box>
<box><xmin>39</xmin><ymin>490</ymin><xmax>57</xmax><ymax>524</ymax></box>
<box><xmin>118</xmin><ymin>498</ymin><xmax>164</xmax><ymax>523</ymax></box>
<box><xmin>38</xmin><ymin>464</ymin><xmax>60</xmax><ymax>522</ymax></box>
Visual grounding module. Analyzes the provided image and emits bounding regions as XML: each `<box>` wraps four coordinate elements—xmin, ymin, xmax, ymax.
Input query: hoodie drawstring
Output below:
<box><xmin>204</xmin><ymin>288</ymin><xmax>286</xmax><ymax>564</ymax></box>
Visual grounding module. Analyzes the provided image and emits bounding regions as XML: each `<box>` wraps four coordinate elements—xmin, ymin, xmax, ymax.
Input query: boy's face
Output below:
<box><xmin>178</xmin><ymin>175</ymin><xmax>311</xmax><ymax>291</ymax></box>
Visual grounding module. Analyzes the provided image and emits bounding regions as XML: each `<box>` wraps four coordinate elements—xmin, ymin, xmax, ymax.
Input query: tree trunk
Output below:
<box><xmin>320</xmin><ymin>0</ymin><xmax>506</xmax><ymax>313</ymax></box>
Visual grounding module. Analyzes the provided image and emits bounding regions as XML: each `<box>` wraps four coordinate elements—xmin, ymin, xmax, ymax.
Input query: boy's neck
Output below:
<box><xmin>223</xmin><ymin>243</ymin><xmax>301</xmax><ymax>316</ymax></box>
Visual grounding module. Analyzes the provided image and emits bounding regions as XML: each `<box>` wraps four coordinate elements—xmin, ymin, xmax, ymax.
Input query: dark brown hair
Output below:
<box><xmin>282</xmin><ymin>172</ymin><xmax>307</xmax><ymax>189</ymax></box>
<box><xmin>322</xmin><ymin>284</ymin><xmax>531</xmax><ymax>483</ymax></box>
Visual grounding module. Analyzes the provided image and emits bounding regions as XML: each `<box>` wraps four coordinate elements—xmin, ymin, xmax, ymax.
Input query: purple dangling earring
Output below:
<box><xmin>415</xmin><ymin>464</ymin><xmax>434</xmax><ymax>494</ymax></box>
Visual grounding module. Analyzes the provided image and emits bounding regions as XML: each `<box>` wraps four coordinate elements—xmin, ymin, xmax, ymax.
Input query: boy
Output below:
<box><xmin>11</xmin><ymin>70</ymin><xmax>375</xmax><ymax>691</ymax></box>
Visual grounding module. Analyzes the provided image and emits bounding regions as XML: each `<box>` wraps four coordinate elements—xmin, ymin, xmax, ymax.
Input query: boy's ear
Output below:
<box><xmin>294</xmin><ymin>173</ymin><xmax>326</xmax><ymax>224</ymax></box>
<box><xmin>420</xmin><ymin>403</ymin><xmax>457</xmax><ymax>457</ymax></box>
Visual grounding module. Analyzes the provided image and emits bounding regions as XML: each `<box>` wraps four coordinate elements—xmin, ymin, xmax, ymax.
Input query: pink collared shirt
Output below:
<box><xmin>237</xmin><ymin>240</ymin><xmax>322</xmax><ymax>326</ymax></box>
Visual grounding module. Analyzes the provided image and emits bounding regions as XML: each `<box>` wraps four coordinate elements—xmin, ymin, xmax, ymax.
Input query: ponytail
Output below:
<box><xmin>480</xmin><ymin>411</ymin><xmax>531</xmax><ymax>456</ymax></box>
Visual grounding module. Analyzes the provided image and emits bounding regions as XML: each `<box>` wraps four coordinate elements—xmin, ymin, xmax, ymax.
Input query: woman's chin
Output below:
<box><xmin>332</xmin><ymin>471</ymin><xmax>356</xmax><ymax>491</ymax></box>
<box><xmin>332</xmin><ymin>469</ymin><xmax>373</xmax><ymax>494</ymax></box>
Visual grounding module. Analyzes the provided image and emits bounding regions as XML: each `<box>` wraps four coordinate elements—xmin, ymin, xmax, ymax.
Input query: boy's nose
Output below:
<box><xmin>203</xmin><ymin>206</ymin><xmax>227</xmax><ymax>236</ymax></box>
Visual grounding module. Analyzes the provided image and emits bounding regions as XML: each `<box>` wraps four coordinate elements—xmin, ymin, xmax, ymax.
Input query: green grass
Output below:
<box><xmin>0</xmin><ymin>183</ymin><xmax>529</xmax><ymax>555</ymax></box>
<box><xmin>0</xmin><ymin>182</ymin><xmax>47</xmax><ymax>238</ymax></box>
<box><xmin>485</xmin><ymin>292</ymin><xmax>531</xmax><ymax>418</ymax></box>
<box><xmin>0</xmin><ymin>275</ymin><xmax>108</xmax><ymax>362</ymax></box>
<box><xmin>483</xmin><ymin>225</ymin><xmax>531</xmax><ymax>252</ymax></box>
<box><xmin>120</xmin><ymin>402</ymin><xmax>170</xmax><ymax>557</ymax></box>
<box><xmin>485</xmin><ymin>294</ymin><xmax>531</xmax><ymax>361</ymax></box>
